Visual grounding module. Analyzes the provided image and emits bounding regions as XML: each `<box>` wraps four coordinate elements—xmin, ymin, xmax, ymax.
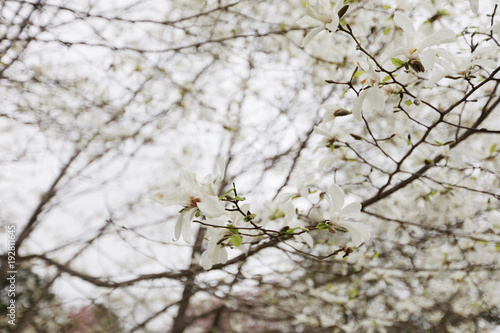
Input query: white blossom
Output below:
<box><xmin>426</xmin><ymin>46</ymin><xmax>498</xmax><ymax>86</ymax></box>
<box><xmin>352</xmin><ymin>87</ymin><xmax>386</xmax><ymax>122</ymax></box>
<box><xmin>201</xmin><ymin>203</ymin><xmax>258</xmax><ymax>269</ymax></box>
<box><xmin>313</xmin><ymin>124</ymin><xmax>336</xmax><ymax>151</ymax></box>
<box><xmin>281</xmin><ymin>201</ymin><xmax>314</xmax><ymax>247</ymax></box>
<box><xmin>384</xmin><ymin>13</ymin><xmax>456</xmax><ymax>72</ymax></box>
<box><xmin>324</xmin><ymin>184</ymin><xmax>370</xmax><ymax>246</ymax></box>
<box><xmin>352</xmin><ymin>59</ymin><xmax>387</xmax><ymax>121</ymax></box>
<box><xmin>151</xmin><ymin>166</ymin><xmax>226</xmax><ymax>243</ymax></box>
<box><xmin>201</xmin><ymin>215</ymin><xmax>231</xmax><ymax>269</ymax></box>
<box><xmin>467</xmin><ymin>0</ymin><xmax>500</xmax><ymax>14</ymax></box>
<box><xmin>297</xmin><ymin>0</ymin><xmax>345</xmax><ymax>46</ymax></box>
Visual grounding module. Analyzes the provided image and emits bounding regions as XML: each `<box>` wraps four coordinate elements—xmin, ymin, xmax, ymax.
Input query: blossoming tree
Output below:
<box><xmin>1</xmin><ymin>0</ymin><xmax>499</xmax><ymax>332</ymax></box>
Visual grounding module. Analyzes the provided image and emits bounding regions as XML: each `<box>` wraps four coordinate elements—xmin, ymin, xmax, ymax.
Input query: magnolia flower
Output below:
<box><xmin>201</xmin><ymin>203</ymin><xmax>261</xmax><ymax>269</ymax></box>
<box><xmin>470</xmin><ymin>0</ymin><xmax>478</xmax><ymax>14</ymax></box>
<box><xmin>352</xmin><ymin>87</ymin><xmax>385</xmax><ymax>122</ymax></box>
<box><xmin>200</xmin><ymin>156</ymin><xmax>226</xmax><ymax>196</ymax></box>
<box><xmin>313</xmin><ymin>124</ymin><xmax>337</xmax><ymax>151</ymax></box>
<box><xmin>467</xmin><ymin>0</ymin><xmax>500</xmax><ymax>14</ymax></box>
<box><xmin>297</xmin><ymin>0</ymin><xmax>345</xmax><ymax>46</ymax></box>
<box><xmin>384</xmin><ymin>13</ymin><xmax>455</xmax><ymax>72</ymax></box>
<box><xmin>426</xmin><ymin>47</ymin><xmax>498</xmax><ymax>86</ymax></box>
<box><xmin>313</xmin><ymin>125</ymin><xmax>341</xmax><ymax>170</ymax></box>
<box><xmin>409</xmin><ymin>145</ymin><xmax>434</xmax><ymax>167</ymax></box>
<box><xmin>352</xmin><ymin>59</ymin><xmax>387</xmax><ymax>121</ymax></box>
<box><xmin>151</xmin><ymin>168</ymin><xmax>226</xmax><ymax>243</ymax></box>
<box><xmin>201</xmin><ymin>215</ymin><xmax>231</xmax><ymax>269</ymax></box>
<box><xmin>281</xmin><ymin>201</ymin><xmax>314</xmax><ymax>247</ymax></box>
<box><xmin>290</xmin><ymin>174</ymin><xmax>317</xmax><ymax>198</ymax></box>
<box><xmin>324</xmin><ymin>184</ymin><xmax>370</xmax><ymax>246</ymax></box>
<box><xmin>318</xmin><ymin>154</ymin><xmax>337</xmax><ymax>171</ymax></box>
<box><xmin>322</xmin><ymin>104</ymin><xmax>351</xmax><ymax>123</ymax></box>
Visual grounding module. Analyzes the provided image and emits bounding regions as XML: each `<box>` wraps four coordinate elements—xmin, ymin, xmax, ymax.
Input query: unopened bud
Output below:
<box><xmin>409</xmin><ymin>60</ymin><xmax>425</xmax><ymax>72</ymax></box>
<box><xmin>334</xmin><ymin>109</ymin><xmax>351</xmax><ymax>117</ymax></box>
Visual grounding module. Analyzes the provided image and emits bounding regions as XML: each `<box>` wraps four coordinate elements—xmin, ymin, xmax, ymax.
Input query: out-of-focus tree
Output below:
<box><xmin>0</xmin><ymin>0</ymin><xmax>499</xmax><ymax>332</ymax></box>
<box><xmin>0</xmin><ymin>266</ymin><xmax>122</xmax><ymax>332</ymax></box>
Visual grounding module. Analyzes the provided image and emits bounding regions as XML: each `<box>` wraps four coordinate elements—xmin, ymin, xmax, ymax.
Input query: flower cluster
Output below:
<box><xmin>298</xmin><ymin>8</ymin><xmax>496</xmax><ymax>124</ymax></box>
<box><xmin>151</xmin><ymin>159</ymin><xmax>370</xmax><ymax>269</ymax></box>
<box><xmin>297</xmin><ymin>0</ymin><xmax>346</xmax><ymax>47</ymax></box>
<box><xmin>150</xmin><ymin>159</ymin><xmax>226</xmax><ymax>244</ymax></box>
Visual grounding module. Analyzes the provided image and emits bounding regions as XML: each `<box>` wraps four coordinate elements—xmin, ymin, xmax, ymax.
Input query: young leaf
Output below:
<box><xmin>227</xmin><ymin>224</ymin><xmax>239</xmax><ymax>234</ymax></box>
<box><xmin>490</xmin><ymin>144</ymin><xmax>497</xmax><ymax>155</ymax></box>
<box><xmin>316</xmin><ymin>222</ymin><xmax>330</xmax><ymax>230</ymax></box>
<box><xmin>391</xmin><ymin>58</ymin><xmax>405</xmax><ymax>67</ymax></box>
<box><xmin>354</xmin><ymin>70</ymin><xmax>364</xmax><ymax>77</ymax></box>
<box><xmin>284</xmin><ymin>227</ymin><xmax>301</xmax><ymax>234</ymax></box>
<box><xmin>230</xmin><ymin>234</ymin><xmax>242</xmax><ymax>247</ymax></box>
<box><xmin>219</xmin><ymin>187</ymin><xmax>235</xmax><ymax>200</ymax></box>
<box><xmin>382</xmin><ymin>75</ymin><xmax>392</xmax><ymax>83</ymax></box>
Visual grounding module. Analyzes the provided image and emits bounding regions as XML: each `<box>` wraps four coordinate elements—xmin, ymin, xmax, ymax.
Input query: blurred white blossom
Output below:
<box><xmin>427</xmin><ymin>46</ymin><xmax>498</xmax><ymax>86</ymax></box>
<box><xmin>324</xmin><ymin>184</ymin><xmax>370</xmax><ymax>246</ymax></box>
<box><xmin>297</xmin><ymin>0</ymin><xmax>345</xmax><ymax>46</ymax></box>
<box><xmin>151</xmin><ymin>166</ymin><xmax>226</xmax><ymax>243</ymax></box>
<box><xmin>384</xmin><ymin>13</ymin><xmax>456</xmax><ymax>72</ymax></box>
<box><xmin>281</xmin><ymin>201</ymin><xmax>314</xmax><ymax>247</ymax></box>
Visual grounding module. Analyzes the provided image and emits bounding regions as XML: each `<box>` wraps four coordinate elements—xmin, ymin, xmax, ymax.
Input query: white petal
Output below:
<box><xmin>340</xmin><ymin>202</ymin><xmax>361</xmax><ymax>217</ymax></box>
<box><xmin>325</xmin><ymin>15</ymin><xmax>339</xmax><ymax>32</ymax></box>
<box><xmin>419</xmin><ymin>29</ymin><xmax>455</xmax><ymax>51</ymax></box>
<box><xmin>150</xmin><ymin>189</ymin><xmax>183</xmax><ymax>206</ymax></box>
<box><xmin>297</xmin><ymin>15</ymin><xmax>321</xmax><ymax>26</ymax></box>
<box><xmin>322</xmin><ymin>104</ymin><xmax>338</xmax><ymax>112</ymax></box>
<box><xmin>333</xmin><ymin>0</ymin><xmax>345</xmax><ymax>12</ymax></box>
<box><xmin>394</xmin><ymin>13</ymin><xmax>417</xmax><ymax>44</ymax></box>
<box><xmin>352</xmin><ymin>90</ymin><xmax>367</xmax><ymax>122</ymax></box>
<box><xmin>181</xmin><ymin>208</ymin><xmax>196</xmax><ymax>243</ymax></box>
<box><xmin>322</xmin><ymin>104</ymin><xmax>338</xmax><ymax>123</ymax></box>
<box><xmin>427</xmin><ymin>70</ymin><xmax>448</xmax><ymax>86</ymax></box>
<box><xmin>302</xmin><ymin>26</ymin><xmax>325</xmax><ymax>47</ymax></box>
<box><xmin>299</xmin><ymin>233</ymin><xmax>314</xmax><ymax>248</ymax></box>
<box><xmin>365</xmin><ymin>87</ymin><xmax>385</xmax><ymax>112</ymax></box>
<box><xmin>381</xmin><ymin>47</ymin><xmax>407</xmax><ymax>67</ymax></box>
<box><xmin>174</xmin><ymin>213</ymin><xmax>184</xmax><ymax>241</ymax></box>
<box><xmin>317</xmin><ymin>0</ymin><xmax>332</xmax><ymax>10</ymax></box>
<box><xmin>324</xmin><ymin>113</ymin><xmax>336</xmax><ymax>123</ymax></box>
<box><xmin>470</xmin><ymin>0</ymin><xmax>478</xmax><ymax>14</ymax></box>
<box><xmin>313</xmin><ymin>125</ymin><xmax>332</xmax><ymax>137</ymax></box>
<box><xmin>198</xmin><ymin>195</ymin><xmax>225</xmax><ymax>217</ymax></box>
<box><xmin>432</xmin><ymin>48</ymin><xmax>458</xmax><ymax>68</ymax></box>
<box><xmin>419</xmin><ymin>50</ymin><xmax>438</xmax><ymax>71</ymax></box>
<box><xmin>319</xmin><ymin>155</ymin><xmax>337</xmax><ymax>171</ymax></box>
<box><xmin>323</xmin><ymin>110</ymin><xmax>336</xmax><ymax>123</ymax></box>
<box><xmin>217</xmin><ymin>246</ymin><xmax>228</xmax><ymax>264</ymax></box>
<box><xmin>471</xmin><ymin>58</ymin><xmax>498</xmax><ymax>70</ymax></box>
<box><xmin>306</xmin><ymin>4</ymin><xmax>331</xmax><ymax>23</ymax></box>
<box><xmin>283</xmin><ymin>201</ymin><xmax>297</xmax><ymax>221</ymax></box>
<box><xmin>206</xmin><ymin>215</ymin><xmax>229</xmax><ymax>227</ymax></box>
<box><xmin>201</xmin><ymin>252</ymin><xmax>213</xmax><ymax>270</ymax></box>
<box><xmin>328</xmin><ymin>184</ymin><xmax>345</xmax><ymax>213</ymax></box>
<box><xmin>340</xmin><ymin>221</ymin><xmax>371</xmax><ymax>246</ymax></box>
<box><xmin>217</xmin><ymin>156</ymin><xmax>226</xmax><ymax>181</ymax></box>
<box><xmin>179</xmin><ymin>169</ymin><xmax>198</xmax><ymax>190</ymax></box>
<box><xmin>472</xmin><ymin>45</ymin><xmax>499</xmax><ymax>57</ymax></box>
